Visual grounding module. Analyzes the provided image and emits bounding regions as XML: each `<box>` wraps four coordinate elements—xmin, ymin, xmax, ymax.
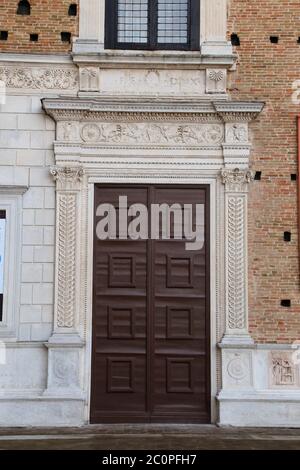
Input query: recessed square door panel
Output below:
<box><xmin>108</xmin><ymin>307</ymin><xmax>136</xmax><ymax>339</ymax></box>
<box><xmin>91</xmin><ymin>185</ymin><xmax>210</xmax><ymax>423</ymax></box>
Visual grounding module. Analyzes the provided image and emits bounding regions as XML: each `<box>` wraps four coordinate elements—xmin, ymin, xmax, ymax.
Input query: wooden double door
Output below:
<box><xmin>91</xmin><ymin>185</ymin><xmax>210</xmax><ymax>423</ymax></box>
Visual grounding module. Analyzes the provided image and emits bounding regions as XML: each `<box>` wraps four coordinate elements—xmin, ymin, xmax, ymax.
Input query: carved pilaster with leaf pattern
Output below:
<box><xmin>50</xmin><ymin>166</ymin><xmax>84</xmax><ymax>333</ymax></box>
<box><xmin>44</xmin><ymin>166</ymin><xmax>85</xmax><ymax>399</ymax></box>
<box><xmin>221</xmin><ymin>168</ymin><xmax>254</xmax><ymax>345</ymax></box>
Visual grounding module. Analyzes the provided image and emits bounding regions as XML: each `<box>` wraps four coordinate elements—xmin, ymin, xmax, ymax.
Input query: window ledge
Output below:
<box><xmin>72</xmin><ymin>41</ymin><xmax>234</xmax><ymax>69</ymax></box>
<box><xmin>0</xmin><ymin>186</ymin><xmax>28</xmax><ymax>195</ymax></box>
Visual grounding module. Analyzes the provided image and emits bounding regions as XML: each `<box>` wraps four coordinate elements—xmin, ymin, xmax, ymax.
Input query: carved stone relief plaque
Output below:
<box><xmin>79</xmin><ymin>67</ymin><xmax>100</xmax><ymax>92</ymax></box>
<box><xmin>206</xmin><ymin>69</ymin><xmax>227</xmax><ymax>94</ymax></box>
<box><xmin>270</xmin><ymin>352</ymin><xmax>299</xmax><ymax>388</ymax></box>
<box><xmin>226</xmin><ymin>123</ymin><xmax>249</xmax><ymax>143</ymax></box>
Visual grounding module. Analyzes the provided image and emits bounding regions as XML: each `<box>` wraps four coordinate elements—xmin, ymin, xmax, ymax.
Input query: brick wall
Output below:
<box><xmin>0</xmin><ymin>0</ymin><xmax>78</xmax><ymax>53</ymax></box>
<box><xmin>228</xmin><ymin>0</ymin><xmax>300</xmax><ymax>343</ymax></box>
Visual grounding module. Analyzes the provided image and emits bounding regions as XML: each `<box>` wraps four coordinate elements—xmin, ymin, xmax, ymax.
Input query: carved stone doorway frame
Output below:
<box><xmin>42</xmin><ymin>98</ymin><xmax>264</xmax><ymax>424</ymax></box>
<box><xmin>85</xmin><ymin>173</ymin><xmax>219</xmax><ymax>422</ymax></box>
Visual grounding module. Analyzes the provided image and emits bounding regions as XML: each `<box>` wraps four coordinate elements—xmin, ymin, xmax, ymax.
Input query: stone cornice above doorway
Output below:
<box><xmin>42</xmin><ymin>98</ymin><xmax>264</xmax><ymax>124</ymax></box>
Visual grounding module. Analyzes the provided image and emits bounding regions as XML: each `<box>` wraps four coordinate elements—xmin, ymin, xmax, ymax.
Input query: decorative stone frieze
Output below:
<box><xmin>56</xmin><ymin>121</ymin><xmax>225</xmax><ymax>146</ymax></box>
<box><xmin>0</xmin><ymin>66</ymin><xmax>78</xmax><ymax>91</ymax></box>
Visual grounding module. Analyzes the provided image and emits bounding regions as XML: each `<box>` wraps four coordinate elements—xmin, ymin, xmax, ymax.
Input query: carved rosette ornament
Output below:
<box><xmin>221</xmin><ymin>168</ymin><xmax>254</xmax><ymax>343</ymax></box>
<box><xmin>51</xmin><ymin>167</ymin><xmax>84</xmax><ymax>330</ymax></box>
<box><xmin>227</xmin><ymin>356</ymin><xmax>247</xmax><ymax>381</ymax></box>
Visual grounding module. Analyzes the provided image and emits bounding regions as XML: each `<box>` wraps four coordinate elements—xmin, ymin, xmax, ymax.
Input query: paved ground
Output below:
<box><xmin>0</xmin><ymin>425</ymin><xmax>299</xmax><ymax>450</ymax></box>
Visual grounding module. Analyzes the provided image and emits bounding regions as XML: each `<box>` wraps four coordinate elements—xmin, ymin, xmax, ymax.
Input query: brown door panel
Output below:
<box><xmin>91</xmin><ymin>185</ymin><xmax>210</xmax><ymax>423</ymax></box>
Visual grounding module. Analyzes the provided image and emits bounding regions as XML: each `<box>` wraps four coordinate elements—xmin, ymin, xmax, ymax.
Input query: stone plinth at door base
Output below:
<box><xmin>0</xmin><ymin>397</ymin><xmax>86</xmax><ymax>427</ymax></box>
<box><xmin>218</xmin><ymin>392</ymin><xmax>300</xmax><ymax>427</ymax></box>
<box><xmin>218</xmin><ymin>344</ymin><xmax>300</xmax><ymax>427</ymax></box>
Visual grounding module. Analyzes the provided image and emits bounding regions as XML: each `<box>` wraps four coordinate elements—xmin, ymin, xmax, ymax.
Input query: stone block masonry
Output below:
<box><xmin>0</xmin><ymin>94</ymin><xmax>55</xmax><ymax>342</ymax></box>
<box><xmin>0</xmin><ymin>0</ymin><xmax>79</xmax><ymax>53</ymax></box>
<box><xmin>228</xmin><ymin>0</ymin><xmax>300</xmax><ymax>343</ymax></box>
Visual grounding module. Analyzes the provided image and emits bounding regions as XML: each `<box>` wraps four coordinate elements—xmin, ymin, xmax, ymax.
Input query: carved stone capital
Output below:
<box><xmin>50</xmin><ymin>166</ymin><xmax>84</xmax><ymax>191</ymax></box>
<box><xmin>221</xmin><ymin>168</ymin><xmax>254</xmax><ymax>193</ymax></box>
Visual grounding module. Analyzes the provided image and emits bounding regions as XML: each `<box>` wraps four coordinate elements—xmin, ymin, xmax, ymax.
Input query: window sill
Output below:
<box><xmin>72</xmin><ymin>41</ymin><xmax>234</xmax><ymax>69</ymax></box>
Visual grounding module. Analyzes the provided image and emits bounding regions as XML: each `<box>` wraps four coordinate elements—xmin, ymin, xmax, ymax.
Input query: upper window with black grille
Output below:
<box><xmin>105</xmin><ymin>0</ymin><xmax>200</xmax><ymax>50</ymax></box>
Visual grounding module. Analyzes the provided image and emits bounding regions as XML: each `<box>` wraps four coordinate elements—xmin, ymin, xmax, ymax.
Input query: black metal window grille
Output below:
<box><xmin>157</xmin><ymin>0</ymin><xmax>188</xmax><ymax>44</ymax></box>
<box><xmin>118</xmin><ymin>0</ymin><xmax>149</xmax><ymax>44</ymax></box>
<box><xmin>105</xmin><ymin>0</ymin><xmax>199</xmax><ymax>50</ymax></box>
